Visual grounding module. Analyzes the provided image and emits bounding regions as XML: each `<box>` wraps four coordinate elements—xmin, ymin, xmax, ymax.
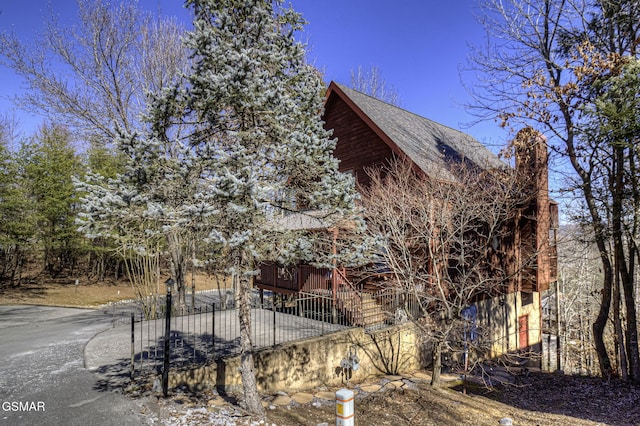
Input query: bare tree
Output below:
<box><xmin>0</xmin><ymin>114</ymin><xmax>17</xmax><ymax>148</ymax></box>
<box><xmin>468</xmin><ymin>0</ymin><xmax>640</xmax><ymax>381</ymax></box>
<box><xmin>0</xmin><ymin>0</ymin><xmax>189</xmax><ymax>144</ymax></box>
<box><xmin>1</xmin><ymin>0</ymin><xmax>198</xmax><ymax>306</ymax></box>
<box><xmin>350</xmin><ymin>65</ymin><xmax>400</xmax><ymax>106</ymax></box>
<box><xmin>361</xmin><ymin>158</ymin><xmax>528</xmax><ymax>385</ymax></box>
<box><xmin>554</xmin><ymin>225</ymin><xmax>601</xmax><ymax>375</ymax></box>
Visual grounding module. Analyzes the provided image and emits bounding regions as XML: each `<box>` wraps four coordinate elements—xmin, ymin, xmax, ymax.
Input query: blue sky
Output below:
<box><xmin>0</xmin><ymin>0</ymin><xmax>507</xmax><ymax>152</ymax></box>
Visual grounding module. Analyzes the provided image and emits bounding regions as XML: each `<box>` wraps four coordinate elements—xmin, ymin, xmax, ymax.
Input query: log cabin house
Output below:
<box><xmin>255</xmin><ymin>82</ymin><xmax>558</xmax><ymax>359</ymax></box>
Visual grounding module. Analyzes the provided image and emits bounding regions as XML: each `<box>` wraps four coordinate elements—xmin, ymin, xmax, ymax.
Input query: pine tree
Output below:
<box><xmin>173</xmin><ymin>0</ymin><xmax>356</xmax><ymax>414</ymax></box>
<box><xmin>22</xmin><ymin>126</ymin><xmax>83</xmax><ymax>276</ymax></box>
<box><xmin>76</xmin><ymin>0</ymin><xmax>357</xmax><ymax>413</ymax></box>
<box><xmin>0</xmin><ymin>142</ymin><xmax>33</xmax><ymax>286</ymax></box>
<box><xmin>75</xmin><ymin>127</ymin><xmax>200</xmax><ymax>317</ymax></box>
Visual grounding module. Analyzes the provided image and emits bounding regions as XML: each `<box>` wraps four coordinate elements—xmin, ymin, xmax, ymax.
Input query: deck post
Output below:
<box><xmin>273</xmin><ymin>263</ymin><xmax>277</xmax><ymax>291</ymax></box>
<box><xmin>331</xmin><ymin>227</ymin><xmax>338</xmax><ymax>324</ymax></box>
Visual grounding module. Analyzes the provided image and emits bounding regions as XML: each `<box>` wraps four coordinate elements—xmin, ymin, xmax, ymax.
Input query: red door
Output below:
<box><xmin>518</xmin><ymin>315</ymin><xmax>529</xmax><ymax>349</ymax></box>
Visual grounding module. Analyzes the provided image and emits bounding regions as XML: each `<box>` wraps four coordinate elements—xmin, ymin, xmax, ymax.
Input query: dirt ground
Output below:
<box><xmin>260</xmin><ymin>372</ymin><xmax>640</xmax><ymax>426</ymax></box>
<box><xmin>0</xmin><ymin>274</ymin><xmax>228</xmax><ymax>308</ymax></box>
<box><xmin>156</xmin><ymin>370</ymin><xmax>640</xmax><ymax>426</ymax></box>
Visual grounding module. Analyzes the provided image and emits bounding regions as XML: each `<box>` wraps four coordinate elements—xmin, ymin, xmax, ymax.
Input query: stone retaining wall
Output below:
<box><xmin>170</xmin><ymin>323</ymin><xmax>422</xmax><ymax>393</ymax></box>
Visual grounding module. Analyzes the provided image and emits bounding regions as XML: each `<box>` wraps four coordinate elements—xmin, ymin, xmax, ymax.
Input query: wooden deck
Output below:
<box><xmin>255</xmin><ymin>263</ymin><xmax>396</xmax><ymax>328</ymax></box>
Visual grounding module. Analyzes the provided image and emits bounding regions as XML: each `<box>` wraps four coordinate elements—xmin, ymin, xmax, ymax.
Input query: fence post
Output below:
<box><xmin>130</xmin><ymin>313</ymin><xmax>135</xmax><ymax>380</ymax></box>
<box><xmin>273</xmin><ymin>295</ymin><xmax>277</xmax><ymax>347</ymax></box>
<box><xmin>163</xmin><ymin>279</ymin><xmax>173</xmax><ymax>398</ymax></box>
<box><xmin>360</xmin><ymin>291</ymin><xmax>364</xmax><ymax>327</ymax></box>
<box><xmin>322</xmin><ymin>295</ymin><xmax>325</xmax><ymax>335</ymax></box>
<box><xmin>212</xmin><ymin>301</ymin><xmax>216</xmax><ymax>359</ymax></box>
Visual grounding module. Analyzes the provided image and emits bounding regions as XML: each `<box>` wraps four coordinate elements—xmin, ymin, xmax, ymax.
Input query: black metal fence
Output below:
<box><xmin>105</xmin><ymin>287</ymin><xmax>423</xmax><ymax>378</ymax></box>
<box><xmin>128</xmin><ymin>303</ymin><xmax>216</xmax><ymax>376</ymax></box>
<box><xmin>122</xmin><ymin>290</ymin><xmax>353</xmax><ymax>377</ymax></box>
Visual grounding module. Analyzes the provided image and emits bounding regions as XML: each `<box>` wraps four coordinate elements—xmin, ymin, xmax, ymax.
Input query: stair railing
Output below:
<box><xmin>333</xmin><ymin>267</ymin><xmax>364</xmax><ymax>326</ymax></box>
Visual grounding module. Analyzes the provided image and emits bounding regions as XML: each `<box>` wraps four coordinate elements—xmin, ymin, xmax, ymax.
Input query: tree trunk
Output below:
<box><xmin>613</xmin><ymin>272</ymin><xmax>628</xmax><ymax>381</ymax></box>
<box><xmin>627</xmin><ymin>137</ymin><xmax>640</xmax><ymax>383</ymax></box>
<box><xmin>168</xmin><ymin>232</ymin><xmax>187</xmax><ymax>312</ymax></box>
<box><xmin>622</xmin><ymin>278</ymin><xmax>640</xmax><ymax>381</ymax></box>
<box><xmin>563</xmin><ymin>101</ymin><xmax>617</xmax><ymax>379</ymax></box>
<box><xmin>593</xmin><ymin>269</ymin><xmax>613</xmax><ymax>378</ymax></box>
<box><xmin>611</xmin><ymin>145</ymin><xmax>640</xmax><ymax>381</ymax></box>
<box><xmin>579</xmin><ymin>176</ymin><xmax>614</xmax><ymax>378</ymax></box>
<box><xmin>579</xmin><ymin>311</ymin><xmax>586</xmax><ymax>374</ymax></box>
<box><xmin>430</xmin><ymin>340</ymin><xmax>443</xmax><ymax>387</ymax></box>
<box><xmin>619</xmin><ymin>243</ymin><xmax>640</xmax><ymax>381</ymax></box>
<box><xmin>236</xmin><ymin>253</ymin><xmax>265</xmax><ymax>418</ymax></box>
<box><xmin>8</xmin><ymin>245</ymin><xmax>23</xmax><ymax>288</ymax></box>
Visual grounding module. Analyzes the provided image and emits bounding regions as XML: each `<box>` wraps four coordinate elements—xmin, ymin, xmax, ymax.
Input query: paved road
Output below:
<box><xmin>0</xmin><ymin>305</ymin><xmax>155</xmax><ymax>426</ymax></box>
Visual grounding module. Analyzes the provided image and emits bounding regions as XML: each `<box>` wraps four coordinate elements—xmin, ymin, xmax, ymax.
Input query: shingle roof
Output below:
<box><xmin>330</xmin><ymin>83</ymin><xmax>505</xmax><ymax>178</ymax></box>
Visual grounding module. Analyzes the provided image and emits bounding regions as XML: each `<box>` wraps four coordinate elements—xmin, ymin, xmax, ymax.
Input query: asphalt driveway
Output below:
<box><xmin>0</xmin><ymin>305</ymin><xmax>155</xmax><ymax>425</ymax></box>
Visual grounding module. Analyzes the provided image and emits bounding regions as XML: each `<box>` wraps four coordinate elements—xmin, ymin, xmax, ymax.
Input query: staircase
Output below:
<box><xmin>334</xmin><ymin>269</ymin><xmax>390</xmax><ymax>329</ymax></box>
<box><xmin>360</xmin><ymin>292</ymin><xmax>391</xmax><ymax>329</ymax></box>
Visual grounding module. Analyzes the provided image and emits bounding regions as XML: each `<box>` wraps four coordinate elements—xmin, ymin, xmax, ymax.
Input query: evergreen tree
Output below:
<box><xmin>578</xmin><ymin>57</ymin><xmax>640</xmax><ymax>380</ymax></box>
<box><xmin>81</xmin><ymin>142</ymin><xmax>126</xmax><ymax>281</ymax></box>
<box><xmin>22</xmin><ymin>126</ymin><xmax>84</xmax><ymax>276</ymax></box>
<box><xmin>86</xmin><ymin>142</ymin><xmax>125</xmax><ymax>179</ymax></box>
<box><xmin>170</xmin><ymin>0</ymin><xmax>357</xmax><ymax>413</ymax></box>
<box><xmin>75</xmin><ymin>128</ymin><xmax>199</xmax><ymax>317</ymax></box>
<box><xmin>76</xmin><ymin>0</ymin><xmax>358</xmax><ymax>412</ymax></box>
<box><xmin>0</xmin><ymin>140</ymin><xmax>33</xmax><ymax>286</ymax></box>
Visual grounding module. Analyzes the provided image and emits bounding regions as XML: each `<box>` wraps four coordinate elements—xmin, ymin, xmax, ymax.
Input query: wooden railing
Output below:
<box><xmin>333</xmin><ymin>267</ymin><xmax>364</xmax><ymax>325</ymax></box>
<box><xmin>256</xmin><ymin>263</ymin><xmax>390</xmax><ymax>328</ymax></box>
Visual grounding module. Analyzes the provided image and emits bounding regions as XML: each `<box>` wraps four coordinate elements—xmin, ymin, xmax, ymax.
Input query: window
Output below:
<box><xmin>521</xmin><ymin>291</ymin><xmax>534</xmax><ymax>306</ymax></box>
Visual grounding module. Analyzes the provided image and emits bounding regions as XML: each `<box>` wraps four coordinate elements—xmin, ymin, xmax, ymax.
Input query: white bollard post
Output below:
<box><xmin>336</xmin><ymin>388</ymin><xmax>354</xmax><ymax>426</ymax></box>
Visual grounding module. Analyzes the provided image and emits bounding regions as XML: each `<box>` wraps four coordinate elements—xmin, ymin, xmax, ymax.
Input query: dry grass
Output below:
<box><xmin>264</xmin><ymin>373</ymin><xmax>640</xmax><ymax>426</ymax></box>
<box><xmin>0</xmin><ymin>274</ymin><xmax>230</xmax><ymax>308</ymax></box>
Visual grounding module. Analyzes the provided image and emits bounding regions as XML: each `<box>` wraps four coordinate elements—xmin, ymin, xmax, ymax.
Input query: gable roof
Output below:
<box><xmin>325</xmin><ymin>82</ymin><xmax>505</xmax><ymax>179</ymax></box>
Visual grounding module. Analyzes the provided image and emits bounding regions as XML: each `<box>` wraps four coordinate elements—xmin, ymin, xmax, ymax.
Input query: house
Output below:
<box><xmin>255</xmin><ymin>81</ymin><xmax>558</xmax><ymax>361</ymax></box>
